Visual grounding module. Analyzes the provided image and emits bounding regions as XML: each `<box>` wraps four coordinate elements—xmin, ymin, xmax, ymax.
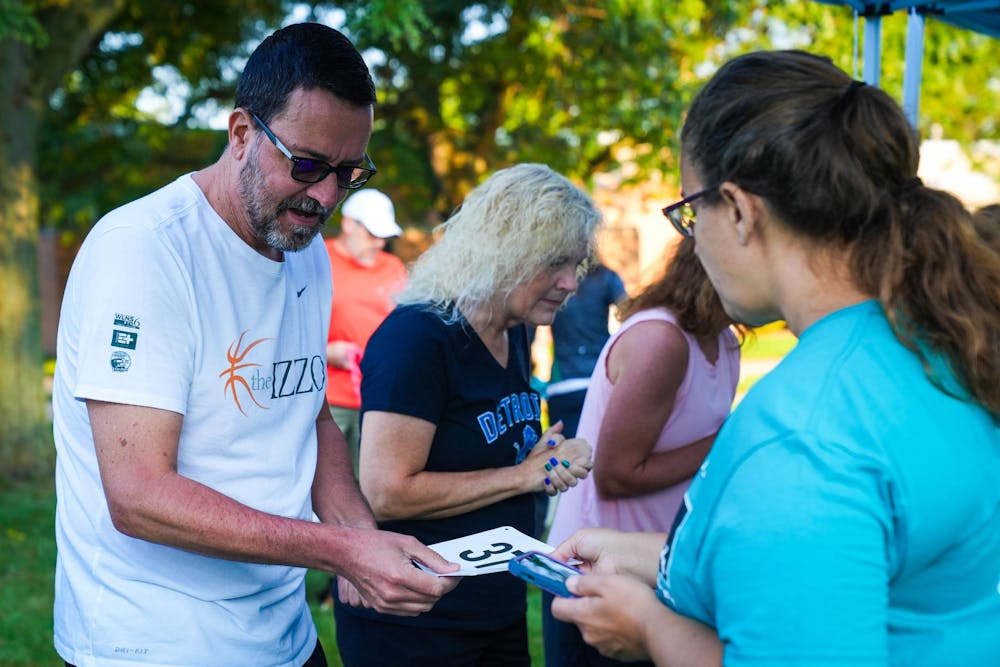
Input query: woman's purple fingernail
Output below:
<box><xmin>549</xmin><ymin>457</ymin><xmax>559</xmax><ymax>466</ymax></box>
<box><xmin>544</xmin><ymin>478</ymin><xmax>551</xmax><ymax>486</ymax></box>
<box><xmin>547</xmin><ymin>439</ymin><xmax>556</xmax><ymax>447</ymax></box>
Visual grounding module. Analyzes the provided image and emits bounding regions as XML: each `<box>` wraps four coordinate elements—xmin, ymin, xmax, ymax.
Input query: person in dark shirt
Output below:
<box><xmin>333</xmin><ymin>163</ymin><xmax>601</xmax><ymax>666</ymax></box>
<box><xmin>546</xmin><ymin>263</ymin><xmax>626</xmax><ymax>438</ymax></box>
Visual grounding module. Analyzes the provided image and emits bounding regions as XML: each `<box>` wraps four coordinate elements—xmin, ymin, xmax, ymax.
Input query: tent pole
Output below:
<box><xmin>903</xmin><ymin>7</ymin><xmax>926</xmax><ymax>130</ymax></box>
<box><xmin>852</xmin><ymin>11</ymin><xmax>861</xmax><ymax>79</ymax></box>
<box><xmin>863</xmin><ymin>13</ymin><xmax>882</xmax><ymax>85</ymax></box>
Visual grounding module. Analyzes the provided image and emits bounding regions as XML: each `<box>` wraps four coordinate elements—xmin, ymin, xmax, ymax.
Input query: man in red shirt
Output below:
<box><xmin>325</xmin><ymin>189</ymin><xmax>407</xmax><ymax>478</ymax></box>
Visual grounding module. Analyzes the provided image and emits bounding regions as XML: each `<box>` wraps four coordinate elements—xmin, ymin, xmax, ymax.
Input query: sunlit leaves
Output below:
<box><xmin>27</xmin><ymin>0</ymin><xmax>1000</xmax><ymax>234</ymax></box>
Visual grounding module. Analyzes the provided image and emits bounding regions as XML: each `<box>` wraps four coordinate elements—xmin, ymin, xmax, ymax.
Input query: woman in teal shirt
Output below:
<box><xmin>550</xmin><ymin>50</ymin><xmax>1000</xmax><ymax>667</ymax></box>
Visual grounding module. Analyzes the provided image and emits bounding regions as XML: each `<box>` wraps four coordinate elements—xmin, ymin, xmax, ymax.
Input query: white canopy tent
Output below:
<box><xmin>817</xmin><ymin>1</ymin><xmax>1000</xmax><ymax>126</ymax></box>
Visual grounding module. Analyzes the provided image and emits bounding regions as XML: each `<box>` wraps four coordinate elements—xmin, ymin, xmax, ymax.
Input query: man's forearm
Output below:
<box><xmin>106</xmin><ymin>467</ymin><xmax>369</xmax><ymax>572</ymax></box>
<box><xmin>312</xmin><ymin>414</ymin><xmax>377</xmax><ymax>529</ymax></box>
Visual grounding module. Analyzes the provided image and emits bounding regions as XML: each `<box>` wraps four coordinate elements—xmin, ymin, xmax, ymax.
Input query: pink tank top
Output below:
<box><xmin>547</xmin><ymin>308</ymin><xmax>739</xmax><ymax>544</ymax></box>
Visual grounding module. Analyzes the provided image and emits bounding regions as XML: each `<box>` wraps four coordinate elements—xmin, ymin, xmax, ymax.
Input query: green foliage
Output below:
<box><xmin>5</xmin><ymin>0</ymin><xmax>999</xmax><ymax>470</ymax></box>
<box><xmin>0</xmin><ymin>0</ymin><xmax>47</xmax><ymax>47</ymax></box>
<box><xmin>343</xmin><ymin>0</ymin><xmax>999</xmax><ymax>224</ymax></box>
<box><xmin>41</xmin><ymin>123</ymin><xmax>228</xmax><ymax>233</ymax></box>
<box><xmin>351</xmin><ymin>1</ymin><xmax>749</xmax><ymax>219</ymax></box>
<box><xmin>341</xmin><ymin>0</ymin><xmax>436</xmax><ymax>51</ymax></box>
<box><xmin>740</xmin><ymin>2</ymin><xmax>1000</xmax><ymax>139</ymax></box>
<box><xmin>34</xmin><ymin>1</ymin><xmax>1000</xmax><ymax>234</ymax></box>
<box><xmin>37</xmin><ymin>0</ymin><xmax>290</xmax><ymax>234</ymax></box>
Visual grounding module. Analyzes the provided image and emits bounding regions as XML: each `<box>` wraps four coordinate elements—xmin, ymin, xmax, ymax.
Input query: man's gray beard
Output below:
<box><xmin>238</xmin><ymin>141</ymin><xmax>332</xmax><ymax>252</ymax></box>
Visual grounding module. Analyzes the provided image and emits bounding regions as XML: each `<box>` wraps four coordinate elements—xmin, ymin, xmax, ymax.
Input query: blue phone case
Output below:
<box><xmin>508</xmin><ymin>550</ymin><xmax>581</xmax><ymax>598</ymax></box>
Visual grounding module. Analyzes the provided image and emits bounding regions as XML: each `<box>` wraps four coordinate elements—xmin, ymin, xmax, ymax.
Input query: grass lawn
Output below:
<box><xmin>742</xmin><ymin>323</ymin><xmax>797</xmax><ymax>361</ymax></box>
<box><xmin>736</xmin><ymin>324</ymin><xmax>797</xmax><ymax>399</ymax></box>
<box><xmin>0</xmin><ymin>475</ymin><xmax>548</xmax><ymax>666</ymax></box>
<box><xmin>0</xmin><ymin>475</ymin><xmax>59</xmax><ymax>666</ymax></box>
<box><xmin>1</xmin><ymin>326</ymin><xmax>792</xmax><ymax>665</ymax></box>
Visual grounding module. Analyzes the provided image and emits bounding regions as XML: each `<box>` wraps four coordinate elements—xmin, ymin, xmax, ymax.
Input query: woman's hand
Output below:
<box><xmin>551</xmin><ymin>573</ymin><xmax>660</xmax><ymax>662</ymax></box>
<box><xmin>548</xmin><ymin>437</ymin><xmax>593</xmax><ymax>489</ymax></box>
<box><xmin>550</xmin><ymin>528</ymin><xmax>665</xmax><ymax>583</ymax></box>
<box><xmin>552</xmin><ymin>574</ymin><xmax>723</xmax><ymax>667</ymax></box>
<box><xmin>522</xmin><ymin>422</ymin><xmax>592</xmax><ymax>495</ymax></box>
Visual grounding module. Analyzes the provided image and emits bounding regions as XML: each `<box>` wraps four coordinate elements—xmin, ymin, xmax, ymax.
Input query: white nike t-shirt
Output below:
<box><xmin>53</xmin><ymin>174</ymin><xmax>331</xmax><ymax>666</ymax></box>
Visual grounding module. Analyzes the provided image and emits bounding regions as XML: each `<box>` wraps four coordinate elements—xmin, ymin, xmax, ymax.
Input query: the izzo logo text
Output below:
<box><xmin>219</xmin><ymin>330</ymin><xmax>326</xmax><ymax>416</ymax></box>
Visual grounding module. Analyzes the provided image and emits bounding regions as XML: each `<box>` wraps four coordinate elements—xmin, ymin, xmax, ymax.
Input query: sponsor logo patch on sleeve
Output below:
<box><xmin>110</xmin><ymin>351</ymin><xmax>132</xmax><ymax>372</ymax></box>
<box><xmin>111</xmin><ymin>329</ymin><xmax>138</xmax><ymax>350</ymax></box>
<box><xmin>113</xmin><ymin>313</ymin><xmax>141</xmax><ymax>329</ymax></box>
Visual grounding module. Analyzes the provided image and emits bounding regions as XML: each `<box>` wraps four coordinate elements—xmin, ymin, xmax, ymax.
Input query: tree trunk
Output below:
<box><xmin>0</xmin><ymin>0</ymin><xmax>125</xmax><ymax>476</ymax></box>
<box><xmin>0</xmin><ymin>35</ymin><xmax>50</xmax><ymax>475</ymax></box>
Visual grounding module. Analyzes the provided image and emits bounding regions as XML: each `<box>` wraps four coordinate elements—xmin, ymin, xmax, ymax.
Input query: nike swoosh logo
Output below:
<box><xmin>296</xmin><ymin>286</ymin><xmax>307</xmax><ymax>297</ymax></box>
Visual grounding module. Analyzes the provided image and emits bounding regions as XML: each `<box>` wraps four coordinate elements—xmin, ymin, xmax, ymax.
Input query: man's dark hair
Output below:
<box><xmin>235</xmin><ymin>22</ymin><xmax>376</xmax><ymax>122</ymax></box>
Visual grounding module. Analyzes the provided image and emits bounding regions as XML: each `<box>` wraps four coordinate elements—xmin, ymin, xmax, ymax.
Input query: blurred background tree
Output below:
<box><xmin>1</xmin><ymin>0</ymin><xmax>292</xmax><ymax>474</ymax></box>
<box><xmin>2</xmin><ymin>0</ymin><xmax>998</xmax><ymax>474</ymax></box>
<box><xmin>1</xmin><ymin>0</ymin><xmax>130</xmax><ymax>475</ymax></box>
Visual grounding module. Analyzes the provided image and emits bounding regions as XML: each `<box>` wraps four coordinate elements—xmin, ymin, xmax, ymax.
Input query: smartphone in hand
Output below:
<box><xmin>508</xmin><ymin>550</ymin><xmax>582</xmax><ymax>598</ymax></box>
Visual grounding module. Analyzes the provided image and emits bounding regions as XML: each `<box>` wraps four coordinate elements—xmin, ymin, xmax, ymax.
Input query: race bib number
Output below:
<box><xmin>417</xmin><ymin>526</ymin><xmax>555</xmax><ymax>576</ymax></box>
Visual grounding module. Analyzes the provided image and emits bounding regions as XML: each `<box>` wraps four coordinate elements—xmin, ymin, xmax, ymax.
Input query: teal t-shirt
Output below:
<box><xmin>658</xmin><ymin>301</ymin><xmax>1000</xmax><ymax>666</ymax></box>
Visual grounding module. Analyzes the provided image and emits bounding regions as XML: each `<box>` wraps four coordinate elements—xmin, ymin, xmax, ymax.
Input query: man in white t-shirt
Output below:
<box><xmin>52</xmin><ymin>23</ymin><xmax>457</xmax><ymax>667</ymax></box>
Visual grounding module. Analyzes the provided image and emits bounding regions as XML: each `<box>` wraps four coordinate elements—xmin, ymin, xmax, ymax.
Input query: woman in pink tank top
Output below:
<box><xmin>542</xmin><ymin>236</ymin><xmax>744</xmax><ymax>667</ymax></box>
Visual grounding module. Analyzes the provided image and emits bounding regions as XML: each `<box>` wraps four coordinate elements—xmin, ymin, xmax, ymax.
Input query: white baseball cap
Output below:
<box><xmin>340</xmin><ymin>189</ymin><xmax>403</xmax><ymax>238</ymax></box>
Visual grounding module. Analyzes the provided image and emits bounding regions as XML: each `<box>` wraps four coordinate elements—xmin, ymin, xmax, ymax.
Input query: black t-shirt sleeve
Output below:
<box><xmin>360</xmin><ymin>306</ymin><xmax>449</xmax><ymax>424</ymax></box>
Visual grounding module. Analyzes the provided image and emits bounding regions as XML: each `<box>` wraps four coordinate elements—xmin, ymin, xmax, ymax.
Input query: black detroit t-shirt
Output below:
<box><xmin>350</xmin><ymin>303</ymin><xmax>546</xmax><ymax>630</ymax></box>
